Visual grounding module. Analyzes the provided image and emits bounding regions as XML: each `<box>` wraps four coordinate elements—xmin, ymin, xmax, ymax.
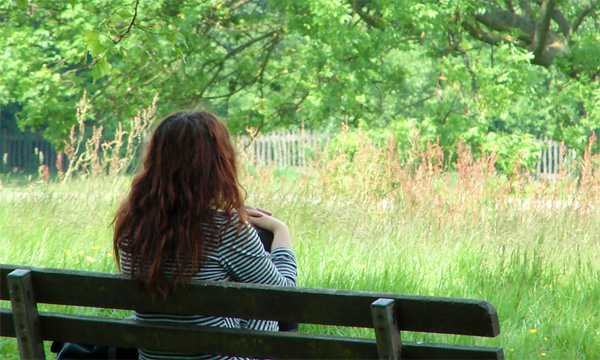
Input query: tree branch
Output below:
<box><xmin>226</xmin><ymin>0</ymin><xmax>252</xmax><ymax>12</ymax></box>
<box><xmin>348</xmin><ymin>0</ymin><xmax>384</xmax><ymax>28</ymax></box>
<box><xmin>505</xmin><ymin>0</ymin><xmax>516</xmax><ymax>13</ymax></box>
<box><xmin>468</xmin><ymin>2</ymin><xmax>567</xmax><ymax>67</ymax></box>
<box><xmin>224</xmin><ymin>29</ymin><xmax>280</xmax><ymax>60</ymax></box>
<box><xmin>519</xmin><ymin>0</ymin><xmax>534</xmax><ymax>19</ymax></box>
<box><xmin>475</xmin><ymin>3</ymin><xmax>536</xmax><ymax>43</ymax></box>
<box><xmin>198</xmin><ymin>29</ymin><xmax>282</xmax><ymax>99</ymax></box>
<box><xmin>113</xmin><ymin>0</ymin><xmax>139</xmax><ymax>44</ymax></box>
<box><xmin>532</xmin><ymin>0</ymin><xmax>555</xmax><ymax>58</ymax></box>
<box><xmin>551</xmin><ymin>9</ymin><xmax>571</xmax><ymax>37</ymax></box>
<box><xmin>462</xmin><ymin>20</ymin><xmax>525</xmax><ymax>47</ymax></box>
<box><xmin>572</xmin><ymin>1</ymin><xmax>597</xmax><ymax>34</ymax></box>
<box><xmin>393</xmin><ymin>93</ymin><xmax>437</xmax><ymax>119</ymax></box>
<box><xmin>257</xmin><ymin>35</ymin><xmax>281</xmax><ymax>98</ymax></box>
<box><xmin>449</xmin><ymin>31</ymin><xmax>478</xmax><ymax>98</ymax></box>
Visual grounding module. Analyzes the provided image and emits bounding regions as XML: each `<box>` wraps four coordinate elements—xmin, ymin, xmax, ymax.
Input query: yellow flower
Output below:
<box><xmin>65</xmin><ymin>249</ymin><xmax>71</xmax><ymax>254</ymax></box>
<box><xmin>541</xmin><ymin>352</ymin><xmax>546</xmax><ymax>356</ymax></box>
<box><xmin>92</xmin><ymin>245</ymin><xmax>100</xmax><ymax>251</ymax></box>
<box><xmin>530</xmin><ymin>328</ymin><xmax>537</xmax><ymax>334</ymax></box>
<box><xmin>86</xmin><ymin>256</ymin><xmax>96</xmax><ymax>263</ymax></box>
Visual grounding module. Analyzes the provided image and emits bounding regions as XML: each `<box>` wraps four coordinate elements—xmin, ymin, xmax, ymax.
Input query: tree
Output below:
<box><xmin>1</xmin><ymin>0</ymin><xmax>598</xmax><ymax>168</ymax></box>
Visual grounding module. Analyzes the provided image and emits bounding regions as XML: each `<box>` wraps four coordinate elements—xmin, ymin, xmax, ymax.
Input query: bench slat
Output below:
<box><xmin>0</xmin><ymin>264</ymin><xmax>500</xmax><ymax>337</ymax></box>
<box><xmin>0</xmin><ymin>311</ymin><xmax>504</xmax><ymax>360</ymax></box>
<box><xmin>402</xmin><ymin>342</ymin><xmax>505</xmax><ymax>360</ymax></box>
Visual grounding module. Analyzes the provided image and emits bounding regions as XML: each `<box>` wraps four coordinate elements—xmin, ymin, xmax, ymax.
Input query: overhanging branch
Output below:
<box><xmin>462</xmin><ymin>20</ymin><xmax>525</xmax><ymax>47</ymax></box>
<box><xmin>474</xmin><ymin>3</ymin><xmax>536</xmax><ymax>43</ymax></box>
<box><xmin>572</xmin><ymin>1</ymin><xmax>597</xmax><ymax>34</ymax></box>
<box><xmin>113</xmin><ymin>0</ymin><xmax>139</xmax><ymax>44</ymax></box>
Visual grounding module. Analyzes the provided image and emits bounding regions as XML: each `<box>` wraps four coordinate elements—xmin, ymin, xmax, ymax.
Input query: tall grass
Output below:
<box><xmin>1</xmin><ymin>118</ymin><xmax>599</xmax><ymax>359</ymax></box>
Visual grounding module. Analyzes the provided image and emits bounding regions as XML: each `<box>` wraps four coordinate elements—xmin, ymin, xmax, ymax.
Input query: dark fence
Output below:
<box><xmin>0</xmin><ymin>132</ymin><xmax>59</xmax><ymax>174</ymax></box>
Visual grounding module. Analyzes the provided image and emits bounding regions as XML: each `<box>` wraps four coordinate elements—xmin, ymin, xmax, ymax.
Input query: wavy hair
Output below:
<box><xmin>113</xmin><ymin>110</ymin><xmax>246</xmax><ymax>298</ymax></box>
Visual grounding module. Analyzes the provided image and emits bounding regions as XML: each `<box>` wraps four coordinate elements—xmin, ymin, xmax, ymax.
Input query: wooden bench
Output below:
<box><xmin>0</xmin><ymin>263</ymin><xmax>504</xmax><ymax>359</ymax></box>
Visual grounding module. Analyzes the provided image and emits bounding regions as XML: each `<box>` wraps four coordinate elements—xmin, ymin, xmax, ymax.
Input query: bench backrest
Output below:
<box><xmin>0</xmin><ymin>264</ymin><xmax>504</xmax><ymax>359</ymax></box>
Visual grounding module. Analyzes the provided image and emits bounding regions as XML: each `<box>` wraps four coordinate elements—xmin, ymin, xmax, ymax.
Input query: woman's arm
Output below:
<box><xmin>218</xmin><ymin>213</ymin><xmax>296</xmax><ymax>286</ymax></box>
<box><xmin>245</xmin><ymin>207</ymin><xmax>292</xmax><ymax>251</ymax></box>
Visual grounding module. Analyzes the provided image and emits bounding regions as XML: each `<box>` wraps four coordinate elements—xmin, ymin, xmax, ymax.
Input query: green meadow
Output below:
<box><xmin>1</xmin><ymin>135</ymin><xmax>599</xmax><ymax>360</ymax></box>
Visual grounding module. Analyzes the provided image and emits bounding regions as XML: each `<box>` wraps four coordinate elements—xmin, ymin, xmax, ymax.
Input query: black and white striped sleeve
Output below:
<box><xmin>218</xmin><ymin>222</ymin><xmax>297</xmax><ymax>287</ymax></box>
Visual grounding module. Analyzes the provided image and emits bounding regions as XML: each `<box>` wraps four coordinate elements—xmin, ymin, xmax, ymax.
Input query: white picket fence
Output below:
<box><xmin>536</xmin><ymin>136</ymin><xmax>577</xmax><ymax>179</ymax></box>
<box><xmin>237</xmin><ymin>130</ymin><xmax>327</xmax><ymax>168</ymax></box>
<box><xmin>237</xmin><ymin>132</ymin><xmax>578</xmax><ymax>179</ymax></box>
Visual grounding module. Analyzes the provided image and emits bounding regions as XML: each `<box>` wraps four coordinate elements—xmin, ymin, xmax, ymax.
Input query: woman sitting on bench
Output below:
<box><xmin>112</xmin><ymin>110</ymin><xmax>297</xmax><ymax>360</ymax></box>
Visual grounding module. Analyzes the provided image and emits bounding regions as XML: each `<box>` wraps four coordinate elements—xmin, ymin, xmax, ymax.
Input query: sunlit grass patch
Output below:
<box><xmin>1</xmin><ymin>130</ymin><xmax>599</xmax><ymax>359</ymax></box>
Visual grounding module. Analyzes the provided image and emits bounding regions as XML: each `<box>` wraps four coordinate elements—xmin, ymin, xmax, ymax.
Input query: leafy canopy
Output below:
<box><xmin>1</xmin><ymin>0</ymin><xmax>598</xmax><ymax>169</ymax></box>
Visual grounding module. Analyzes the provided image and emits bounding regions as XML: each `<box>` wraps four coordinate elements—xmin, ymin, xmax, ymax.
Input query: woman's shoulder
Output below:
<box><xmin>213</xmin><ymin>209</ymin><xmax>242</xmax><ymax>225</ymax></box>
<box><xmin>210</xmin><ymin>210</ymin><xmax>253</xmax><ymax>238</ymax></box>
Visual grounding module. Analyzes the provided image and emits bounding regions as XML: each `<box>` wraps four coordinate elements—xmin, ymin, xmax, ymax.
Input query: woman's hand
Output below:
<box><xmin>245</xmin><ymin>205</ymin><xmax>272</xmax><ymax>217</ymax></box>
<box><xmin>245</xmin><ymin>206</ymin><xmax>292</xmax><ymax>250</ymax></box>
<box><xmin>246</xmin><ymin>207</ymin><xmax>287</xmax><ymax>233</ymax></box>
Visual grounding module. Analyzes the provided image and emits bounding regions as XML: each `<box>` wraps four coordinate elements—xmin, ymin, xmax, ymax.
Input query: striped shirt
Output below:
<box><xmin>120</xmin><ymin>212</ymin><xmax>297</xmax><ymax>360</ymax></box>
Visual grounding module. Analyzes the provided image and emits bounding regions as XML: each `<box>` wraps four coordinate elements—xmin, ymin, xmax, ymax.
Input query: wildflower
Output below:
<box><xmin>86</xmin><ymin>256</ymin><xmax>96</xmax><ymax>263</ymax></box>
<box><xmin>541</xmin><ymin>352</ymin><xmax>546</xmax><ymax>356</ymax></box>
<box><xmin>65</xmin><ymin>249</ymin><xmax>71</xmax><ymax>254</ymax></box>
<box><xmin>530</xmin><ymin>328</ymin><xmax>536</xmax><ymax>334</ymax></box>
<box><xmin>92</xmin><ymin>245</ymin><xmax>100</xmax><ymax>251</ymax></box>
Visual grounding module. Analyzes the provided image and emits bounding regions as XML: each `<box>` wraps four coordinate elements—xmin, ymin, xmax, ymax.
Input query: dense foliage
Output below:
<box><xmin>1</xmin><ymin>0</ymin><xmax>599</xmax><ymax>169</ymax></box>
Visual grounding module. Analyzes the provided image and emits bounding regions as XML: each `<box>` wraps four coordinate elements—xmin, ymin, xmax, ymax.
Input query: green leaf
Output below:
<box><xmin>84</xmin><ymin>30</ymin><xmax>99</xmax><ymax>41</ymax></box>
<box><xmin>118</xmin><ymin>8</ymin><xmax>134</xmax><ymax>19</ymax></box>
<box><xmin>92</xmin><ymin>57</ymin><xmax>112</xmax><ymax>82</ymax></box>
<box><xmin>85</xmin><ymin>31</ymin><xmax>104</xmax><ymax>57</ymax></box>
<box><xmin>175</xmin><ymin>32</ymin><xmax>188</xmax><ymax>48</ymax></box>
<box><xmin>17</xmin><ymin>0</ymin><xmax>27</xmax><ymax>8</ymax></box>
<box><xmin>87</xmin><ymin>39</ymin><xmax>104</xmax><ymax>57</ymax></box>
<box><xmin>68</xmin><ymin>0</ymin><xmax>77</xmax><ymax>9</ymax></box>
<box><xmin>175</xmin><ymin>46</ymin><xmax>186</xmax><ymax>63</ymax></box>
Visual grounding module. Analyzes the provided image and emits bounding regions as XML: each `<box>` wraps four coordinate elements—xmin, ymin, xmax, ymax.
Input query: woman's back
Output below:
<box><xmin>113</xmin><ymin>111</ymin><xmax>297</xmax><ymax>360</ymax></box>
<box><xmin>121</xmin><ymin>212</ymin><xmax>297</xmax><ymax>360</ymax></box>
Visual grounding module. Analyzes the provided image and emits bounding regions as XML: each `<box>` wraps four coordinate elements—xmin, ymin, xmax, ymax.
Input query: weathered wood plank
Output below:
<box><xmin>0</xmin><ymin>264</ymin><xmax>501</xmax><ymax>337</ymax></box>
<box><xmin>40</xmin><ymin>313</ymin><xmax>378</xmax><ymax>359</ymax></box>
<box><xmin>7</xmin><ymin>269</ymin><xmax>46</xmax><ymax>360</ymax></box>
<box><xmin>0</xmin><ymin>310</ymin><xmax>504</xmax><ymax>360</ymax></box>
<box><xmin>371</xmin><ymin>298</ymin><xmax>402</xmax><ymax>360</ymax></box>
<box><xmin>402</xmin><ymin>341</ymin><xmax>505</xmax><ymax>360</ymax></box>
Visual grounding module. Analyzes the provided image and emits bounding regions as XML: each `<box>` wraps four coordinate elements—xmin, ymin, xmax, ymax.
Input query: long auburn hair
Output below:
<box><xmin>113</xmin><ymin>110</ymin><xmax>246</xmax><ymax>298</ymax></box>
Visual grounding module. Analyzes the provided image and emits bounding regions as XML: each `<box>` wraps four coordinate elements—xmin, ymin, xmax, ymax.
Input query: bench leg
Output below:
<box><xmin>371</xmin><ymin>298</ymin><xmax>402</xmax><ymax>360</ymax></box>
<box><xmin>8</xmin><ymin>269</ymin><xmax>46</xmax><ymax>360</ymax></box>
